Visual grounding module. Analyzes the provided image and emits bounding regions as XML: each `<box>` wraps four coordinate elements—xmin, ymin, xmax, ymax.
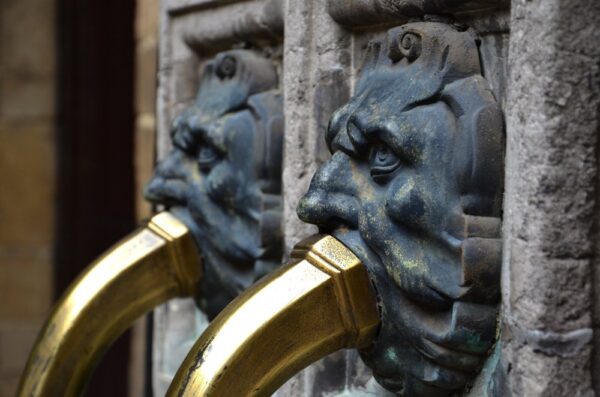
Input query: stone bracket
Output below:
<box><xmin>327</xmin><ymin>0</ymin><xmax>510</xmax><ymax>28</ymax></box>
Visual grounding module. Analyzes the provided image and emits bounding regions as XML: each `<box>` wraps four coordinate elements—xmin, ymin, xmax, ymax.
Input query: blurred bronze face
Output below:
<box><xmin>298</xmin><ymin>22</ymin><xmax>504</xmax><ymax>396</ymax></box>
<box><xmin>145</xmin><ymin>50</ymin><xmax>283</xmax><ymax>318</ymax></box>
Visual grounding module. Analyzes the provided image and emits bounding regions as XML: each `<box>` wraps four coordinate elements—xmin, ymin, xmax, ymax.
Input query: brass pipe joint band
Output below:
<box><xmin>147</xmin><ymin>212</ymin><xmax>202</xmax><ymax>296</ymax></box>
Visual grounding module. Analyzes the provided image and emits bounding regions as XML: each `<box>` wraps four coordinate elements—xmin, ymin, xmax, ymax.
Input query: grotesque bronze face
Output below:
<box><xmin>298</xmin><ymin>22</ymin><xmax>504</xmax><ymax>396</ymax></box>
<box><xmin>145</xmin><ymin>50</ymin><xmax>283</xmax><ymax>319</ymax></box>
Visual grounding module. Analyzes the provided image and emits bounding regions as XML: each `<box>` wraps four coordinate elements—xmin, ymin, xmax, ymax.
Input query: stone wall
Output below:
<box><xmin>0</xmin><ymin>0</ymin><xmax>56</xmax><ymax>395</ymax></box>
<box><xmin>502</xmin><ymin>0</ymin><xmax>600</xmax><ymax>395</ymax></box>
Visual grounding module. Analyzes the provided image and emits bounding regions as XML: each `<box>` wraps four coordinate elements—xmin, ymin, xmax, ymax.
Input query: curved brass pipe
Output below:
<box><xmin>17</xmin><ymin>212</ymin><xmax>201</xmax><ymax>397</ymax></box>
<box><xmin>167</xmin><ymin>235</ymin><xmax>380</xmax><ymax>397</ymax></box>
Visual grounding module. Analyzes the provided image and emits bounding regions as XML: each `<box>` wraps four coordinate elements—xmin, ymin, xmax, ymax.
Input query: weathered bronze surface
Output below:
<box><xmin>17</xmin><ymin>212</ymin><xmax>201</xmax><ymax>397</ymax></box>
<box><xmin>145</xmin><ymin>49</ymin><xmax>284</xmax><ymax>319</ymax></box>
<box><xmin>166</xmin><ymin>235</ymin><xmax>380</xmax><ymax>397</ymax></box>
<box><xmin>298</xmin><ymin>21</ymin><xmax>504</xmax><ymax>396</ymax></box>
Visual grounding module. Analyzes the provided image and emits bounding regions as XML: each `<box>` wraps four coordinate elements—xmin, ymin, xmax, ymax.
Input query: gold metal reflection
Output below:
<box><xmin>17</xmin><ymin>212</ymin><xmax>201</xmax><ymax>397</ymax></box>
<box><xmin>167</xmin><ymin>234</ymin><xmax>380</xmax><ymax>397</ymax></box>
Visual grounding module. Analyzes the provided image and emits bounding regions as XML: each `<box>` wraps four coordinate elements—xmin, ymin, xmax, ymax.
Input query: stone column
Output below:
<box><xmin>502</xmin><ymin>0</ymin><xmax>600</xmax><ymax>395</ymax></box>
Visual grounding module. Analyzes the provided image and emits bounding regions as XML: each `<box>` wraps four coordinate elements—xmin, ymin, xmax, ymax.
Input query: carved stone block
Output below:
<box><xmin>327</xmin><ymin>0</ymin><xmax>510</xmax><ymax>28</ymax></box>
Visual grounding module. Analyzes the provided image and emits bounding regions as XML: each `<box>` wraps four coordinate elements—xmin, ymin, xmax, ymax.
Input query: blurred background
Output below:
<box><xmin>0</xmin><ymin>0</ymin><xmax>159</xmax><ymax>395</ymax></box>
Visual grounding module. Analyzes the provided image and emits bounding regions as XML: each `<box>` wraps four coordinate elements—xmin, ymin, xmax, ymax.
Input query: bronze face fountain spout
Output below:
<box><xmin>18</xmin><ymin>49</ymin><xmax>284</xmax><ymax>397</ymax></box>
<box><xmin>17</xmin><ymin>212</ymin><xmax>201</xmax><ymax>397</ymax></box>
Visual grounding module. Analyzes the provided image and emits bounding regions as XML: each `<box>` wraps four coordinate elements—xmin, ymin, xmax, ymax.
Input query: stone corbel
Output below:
<box><xmin>177</xmin><ymin>0</ymin><xmax>284</xmax><ymax>54</ymax></box>
<box><xmin>327</xmin><ymin>0</ymin><xmax>510</xmax><ymax>28</ymax></box>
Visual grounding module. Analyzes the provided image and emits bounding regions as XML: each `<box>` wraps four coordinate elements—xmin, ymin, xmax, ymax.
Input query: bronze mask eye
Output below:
<box><xmin>173</xmin><ymin>127</ymin><xmax>199</xmax><ymax>156</ymax></box>
<box><xmin>197</xmin><ymin>143</ymin><xmax>220</xmax><ymax>171</ymax></box>
<box><xmin>369</xmin><ymin>144</ymin><xmax>401</xmax><ymax>184</ymax></box>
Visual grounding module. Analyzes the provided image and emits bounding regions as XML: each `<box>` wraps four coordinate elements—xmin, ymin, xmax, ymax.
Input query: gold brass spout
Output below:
<box><xmin>167</xmin><ymin>235</ymin><xmax>380</xmax><ymax>397</ymax></box>
<box><xmin>18</xmin><ymin>212</ymin><xmax>201</xmax><ymax>397</ymax></box>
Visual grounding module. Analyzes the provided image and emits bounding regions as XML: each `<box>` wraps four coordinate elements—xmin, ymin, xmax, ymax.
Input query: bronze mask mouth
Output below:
<box><xmin>145</xmin><ymin>176</ymin><xmax>188</xmax><ymax>207</ymax></box>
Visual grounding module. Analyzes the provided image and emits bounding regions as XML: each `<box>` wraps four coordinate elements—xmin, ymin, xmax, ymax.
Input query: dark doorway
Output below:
<box><xmin>55</xmin><ymin>1</ymin><xmax>136</xmax><ymax>396</ymax></box>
